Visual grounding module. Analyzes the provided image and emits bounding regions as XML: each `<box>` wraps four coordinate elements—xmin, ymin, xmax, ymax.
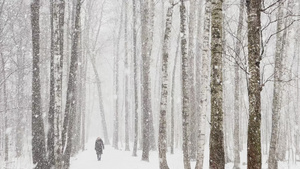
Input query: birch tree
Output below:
<box><xmin>158</xmin><ymin>2</ymin><xmax>174</xmax><ymax>168</ymax></box>
<box><xmin>246</xmin><ymin>0</ymin><xmax>262</xmax><ymax>168</ymax></box>
<box><xmin>48</xmin><ymin>0</ymin><xmax>65</xmax><ymax>168</ymax></box>
<box><xmin>195</xmin><ymin>0</ymin><xmax>211</xmax><ymax>168</ymax></box>
<box><xmin>209</xmin><ymin>0</ymin><xmax>225</xmax><ymax>168</ymax></box>
<box><xmin>180</xmin><ymin>1</ymin><xmax>191</xmax><ymax>169</ymax></box>
<box><xmin>30</xmin><ymin>0</ymin><xmax>48</xmax><ymax>168</ymax></box>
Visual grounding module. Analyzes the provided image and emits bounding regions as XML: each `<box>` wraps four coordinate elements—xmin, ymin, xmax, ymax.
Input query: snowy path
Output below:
<box><xmin>70</xmin><ymin>139</ymin><xmax>189</xmax><ymax>169</ymax></box>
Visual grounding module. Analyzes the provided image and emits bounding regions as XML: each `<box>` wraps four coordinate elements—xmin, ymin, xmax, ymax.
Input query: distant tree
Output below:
<box><xmin>170</xmin><ymin>33</ymin><xmax>180</xmax><ymax>155</ymax></box>
<box><xmin>16</xmin><ymin>39</ymin><xmax>26</xmax><ymax>158</ymax></box>
<box><xmin>113</xmin><ymin>1</ymin><xmax>123</xmax><ymax>150</ymax></box>
<box><xmin>233</xmin><ymin>0</ymin><xmax>245</xmax><ymax>168</ymax></box>
<box><xmin>86</xmin><ymin>1</ymin><xmax>110</xmax><ymax>145</ymax></box>
<box><xmin>268</xmin><ymin>2</ymin><xmax>284</xmax><ymax>169</ymax></box>
<box><xmin>1</xmin><ymin>56</ymin><xmax>8</xmax><ymax>162</ymax></box>
<box><xmin>124</xmin><ymin>0</ymin><xmax>130</xmax><ymax>151</ymax></box>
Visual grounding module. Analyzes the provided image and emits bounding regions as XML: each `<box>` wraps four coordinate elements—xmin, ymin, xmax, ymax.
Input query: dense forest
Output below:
<box><xmin>0</xmin><ymin>0</ymin><xmax>300</xmax><ymax>169</ymax></box>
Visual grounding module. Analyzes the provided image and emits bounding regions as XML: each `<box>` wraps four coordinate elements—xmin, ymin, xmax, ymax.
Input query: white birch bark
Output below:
<box><xmin>158</xmin><ymin>2</ymin><xmax>174</xmax><ymax>168</ymax></box>
<box><xmin>195</xmin><ymin>0</ymin><xmax>211</xmax><ymax>168</ymax></box>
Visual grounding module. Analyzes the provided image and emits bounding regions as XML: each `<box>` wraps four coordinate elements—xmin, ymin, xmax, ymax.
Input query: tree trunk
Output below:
<box><xmin>158</xmin><ymin>3</ymin><xmax>174</xmax><ymax>169</ymax></box>
<box><xmin>246</xmin><ymin>0</ymin><xmax>262</xmax><ymax>168</ymax></box>
<box><xmin>195</xmin><ymin>0</ymin><xmax>211</xmax><ymax>168</ymax></box>
<box><xmin>16</xmin><ymin>46</ymin><xmax>25</xmax><ymax>158</ymax></box>
<box><xmin>132</xmin><ymin>0</ymin><xmax>138</xmax><ymax>157</ymax></box>
<box><xmin>1</xmin><ymin>56</ymin><xmax>8</xmax><ymax>162</ymax></box>
<box><xmin>141</xmin><ymin>0</ymin><xmax>151</xmax><ymax>161</ymax></box>
<box><xmin>171</xmin><ymin>33</ymin><xmax>180</xmax><ymax>155</ymax></box>
<box><xmin>113</xmin><ymin>1</ymin><xmax>124</xmax><ymax>150</ymax></box>
<box><xmin>73</xmin><ymin>25</ymin><xmax>83</xmax><ymax>154</ymax></box>
<box><xmin>188</xmin><ymin>0</ymin><xmax>197</xmax><ymax>161</ymax></box>
<box><xmin>47</xmin><ymin>0</ymin><xmax>55</xmax><ymax>167</ymax></box>
<box><xmin>296</xmin><ymin>2</ymin><xmax>300</xmax><ymax>158</ymax></box>
<box><xmin>276</xmin><ymin>1</ymin><xmax>290</xmax><ymax>161</ymax></box>
<box><xmin>48</xmin><ymin>0</ymin><xmax>65</xmax><ymax>167</ymax></box>
<box><xmin>80</xmin><ymin>33</ymin><xmax>87</xmax><ymax>151</ymax></box>
<box><xmin>148</xmin><ymin>0</ymin><xmax>157</xmax><ymax>151</ymax></box>
<box><xmin>89</xmin><ymin>55</ymin><xmax>109</xmax><ymax>145</ymax></box>
<box><xmin>124</xmin><ymin>1</ymin><xmax>130</xmax><ymax>151</ymax></box>
<box><xmin>62</xmin><ymin>0</ymin><xmax>81</xmax><ymax>168</ymax></box>
<box><xmin>30</xmin><ymin>1</ymin><xmax>48</xmax><ymax>168</ymax></box>
<box><xmin>268</xmin><ymin>2</ymin><xmax>284</xmax><ymax>169</ymax></box>
<box><xmin>209</xmin><ymin>0</ymin><xmax>225</xmax><ymax>168</ymax></box>
<box><xmin>52</xmin><ymin>1</ymin><xmax>65</xmax><ymax>168</ymax></box>
<box><xmin>180</xmin><ymin>1</ymin><xmax>191</xmax><ymax>169</ymax></box>
<box><xmin>233</xmin><ymin>0</ymin><xmax>244</xmax><ymax>168</ymax></box>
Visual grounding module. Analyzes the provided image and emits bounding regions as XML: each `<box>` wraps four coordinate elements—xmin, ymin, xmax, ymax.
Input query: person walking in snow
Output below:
<box><xmin>95</xmin><ymin>137</ymin><xmax>105</xmax><ymax>161</ymax></box>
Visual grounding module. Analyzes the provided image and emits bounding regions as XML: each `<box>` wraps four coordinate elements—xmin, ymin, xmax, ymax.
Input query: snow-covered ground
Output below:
<box><xmin>1</xmin><ymin>138</ymin><xmax>299</xmax><ymax>168</ymax></box>
<box><xmin>70</xmin><ymin>139</ymin><xmax>244</xmax><ymax>169</ymax></box>
<box><xmin>70</xmin><ymin>139</ymin><xmax>300</xmax><ymax>169</ymax></box>
<box><xmin>70</xmin><ymin>138</ymin><xmax>193</xmax><ymax>169</ymax></box>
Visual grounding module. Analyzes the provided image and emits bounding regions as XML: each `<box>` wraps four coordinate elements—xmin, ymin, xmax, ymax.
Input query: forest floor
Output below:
<box><xmin>70</xmin><ymin>138</ymin><xmax>300</xmax><ymax>169</ymax></box>
<box><xmin>70</xmin><ymin>138</ymin><xmax>190</xmax><ymax>169</ymax></box>
<box><xmin>2</xmin><ymin>138</ymin><xmax>299</xmax><ymax>168</ymax></box>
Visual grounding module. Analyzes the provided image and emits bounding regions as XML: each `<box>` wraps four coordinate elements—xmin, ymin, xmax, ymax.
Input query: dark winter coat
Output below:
<box><xmin>95</xmin><ymin>138</ymin><xmax>104</xmax><ymax>154</ymax></box>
